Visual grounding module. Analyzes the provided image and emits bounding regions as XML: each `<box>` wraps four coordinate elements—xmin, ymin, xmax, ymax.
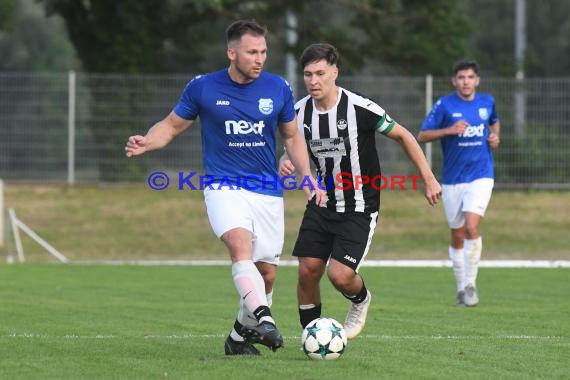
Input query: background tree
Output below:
<box><xmin>352</xmin><ymin>0</ymin><xmax>473</xmax><ymax>75</ymax></box>
<box><xmin>525</xmin><ymin>0</ymin><xmax>570</xmax><ymax>77</ymax></box>
<box><xmin>0</xmin><ymin>0</ymin><xmax>78</xmax><ymax>180</ymax></box>
<box><xmin>9</xmin><ymin>0</ymin><xmax>568</xmax><ymax>77</ymax></box>
<box><xmin>37</xmin><ymin>0</ymin><xmax>174</xmax><ymax>180</ymax></box>
<box><xmin>0</xmin><ymin>0</ymin><xmax>18</xmax><ymax>30</ymax></box>
<box><xmin>467</xmin><ymin>0</ymin><xmax>570</xmax><ymax>77</ymax></box>
<box><xmin>40</xmin><ymin>0</ymin><xmax>168</xmax><ymax>73</ymax></box>
<box><xmin>1</xmin><ymin>0</ymin><xmax>76</xmax><ymax>71</ymax></box>
<box><xmin>0</xmin><ymin>0</ymin><xmax>565</xmax><ymax>182</ymax></box>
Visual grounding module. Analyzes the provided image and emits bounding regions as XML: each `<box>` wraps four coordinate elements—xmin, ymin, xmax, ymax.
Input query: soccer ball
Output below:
<box><xmin>301</xmin><ymin>317</ymin><xmax>347</xmax><ymax>360</ymax></box>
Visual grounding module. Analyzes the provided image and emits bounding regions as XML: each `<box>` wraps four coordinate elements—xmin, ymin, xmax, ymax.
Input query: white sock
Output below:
<box><xmin>232</xmin><ymin>260</ymin><xmax>268</xmax><ymax>318</ymax></box>
<box><xmin>464</xmin><ymin>237</ymin><xmax>482</xmax><ymax>288</ymax></box>
<box><xmin>237</xmin><ymin>299</ymin><xmax>258</xmax><ymax>328</ymax></box>
<box><xmin>237</xmin><ymin>290</ymin><xmax>273</xmax><ymax>327</ymax></box>
<box><xmin>448</xmin><ymin>246</ymin><xmax>465</xmax><ymax>292</ymax></box>
<box><xmin>230</xmin><ymin>329</ymin><xmax>245</xmax><ymax>342</ymax></box>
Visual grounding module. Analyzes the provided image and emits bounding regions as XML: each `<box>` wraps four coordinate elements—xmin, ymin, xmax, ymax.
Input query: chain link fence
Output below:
<box><xmin>1</xmin><ymin>72</ymin><xmax>569</xmax><ymax>188</ymax></box>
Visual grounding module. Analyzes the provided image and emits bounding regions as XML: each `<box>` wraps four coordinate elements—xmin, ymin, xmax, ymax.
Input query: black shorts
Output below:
<box><xmin>292</xmin><ymin>201</ymin><xmax>379</xmax><ymax>271</ymax></box>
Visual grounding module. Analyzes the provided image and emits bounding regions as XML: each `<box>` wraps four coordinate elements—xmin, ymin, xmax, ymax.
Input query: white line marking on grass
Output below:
<box><xmin>73</xmin><ymin>260</ymin><xmax>570</xmax><ymax>268</ymax></box>
<box><xmin>3</xmin><ymin>333</ymin><xmax>563</xmax><ymax>341</ymax></box>
<box><xmin>318</xmin><ymin>334</ymin><xmax>557</xmax><ymax>341</ymax></box>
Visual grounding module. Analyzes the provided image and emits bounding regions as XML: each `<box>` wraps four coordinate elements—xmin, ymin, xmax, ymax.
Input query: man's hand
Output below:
<box><xmin>424</xmin><ymin>177</ymin><xmax>442</xmax><ymax>207</ymax></box>
<box><xmin>487</xmin><ymin>132</ymin><xmax>500</xmax><ymax>149</ymax></box>
<box><xmin>125</xmin><ymin>135</ymin><xmax>148</xmax><ymax>157</ymax></box>
<box><xmin>305</xmin><ymin>175</ymin><xmax>328</xmax><ymax>207</ymax></box>
<box><xmin>279</xmin><ymin>157</ymin><xmax>327</xmax><ymax>206</ymax></box>
<box><xmin>449</xmin><ymin>120</ymin><xmax>468</xmax><ymax>136</ymax></box>
<box><xmin>279</xmin><ymin>158</ymin><xmax>296</xmax><ymax>177</ymax></box>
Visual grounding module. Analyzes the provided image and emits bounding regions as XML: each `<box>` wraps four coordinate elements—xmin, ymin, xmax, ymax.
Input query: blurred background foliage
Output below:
<box><xmin>0</xmin><ymin>0</ymin><xmax>567</xmax><ymax>77</ymax></box>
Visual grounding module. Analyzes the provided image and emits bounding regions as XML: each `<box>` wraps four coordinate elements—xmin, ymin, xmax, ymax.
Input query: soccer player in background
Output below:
<box><xmin>280</xmin><ymin>43</ymin><xmax>441</xmax><ymax>338</ymax></box>
<box><xmin>125</xmin><ymin>20</ymin><xmax>324</xmax><ymax>355</ymax></box>
<box><xmin>418</xmin><ymin>60</ymin><xmax>501</xmax><ymax>307</ymax></box>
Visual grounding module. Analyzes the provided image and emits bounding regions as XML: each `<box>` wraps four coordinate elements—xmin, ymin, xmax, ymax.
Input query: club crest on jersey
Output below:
<box><xmin>337</xmin><ymin>119</ymin><xmax>348</xmax><ymax>130</ymax></box>
<box><xmin>478</xmin><ymin>108</ymin><xmax>489</xmax><ymax>120</ymax></box>
<box><xmin>258</xmin><ymin>98</ymin><xmax>273</xmax><ymax>115</ymax></box>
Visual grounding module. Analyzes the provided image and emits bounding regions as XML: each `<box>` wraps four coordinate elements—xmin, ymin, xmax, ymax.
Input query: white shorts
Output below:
<box><xmin>442</xmin><ymin>178</ymin><xmax>494</xmax><ymax>229</ymax></box>
<box><xmin>204</xmin><ymin>186</ymin><xmax>284</xmax><ymax>265</ymax></box>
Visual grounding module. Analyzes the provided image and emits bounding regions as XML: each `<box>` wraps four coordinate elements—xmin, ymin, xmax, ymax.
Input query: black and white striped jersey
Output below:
<box><xmin>295</xmin><ymin>87</ymin><xmax>395</xmax><ymax>213</ymax></box>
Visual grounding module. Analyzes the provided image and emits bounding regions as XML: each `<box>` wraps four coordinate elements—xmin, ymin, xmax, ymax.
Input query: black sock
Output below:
<box><xmin>230</xmin><ymin>320</ymin><xmax>248</xmax><ymax>341</ymax></box>
<box><xmin>343</xmin><ymin>283</ymin><xmax>368</xmax><ymax>304</ymax></box>
<box><xmin>253</xmin><ymin>305</ymin><xmax>272</xmax><ymax>322</ymax></box>
<box><xmin>233</xmin><ymin>320</ymin><xmax>245</xmax><ymax>335</ymax></box>
<box><xmin>299</xmin><ymin>304</ymin><xmax>322</xmax><ymax>328</ymax></box>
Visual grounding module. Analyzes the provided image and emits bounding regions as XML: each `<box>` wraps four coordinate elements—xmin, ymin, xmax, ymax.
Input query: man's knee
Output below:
<box><xmin>451</xmin><ymin>227</ymin><xmax>465</xmax><ymax>248</ymax></box>
<box><xmin>327</xmin><ymin>264</ymin><xmax>356</xmax><ymax>289</ymax></box>
<box><xmin>464</xmin><ymin>213</ymin><xmax>482</xmax><ymax>239</ymax></box>
<box><xmin>298</xmin><ymin>259</ymin><xmax>325</xmax><ymax>283</ymax></box>
<box><xmin>464</xmin><ymin>220</ymin><xmax>480</xmax><ymax>239</ymax></box>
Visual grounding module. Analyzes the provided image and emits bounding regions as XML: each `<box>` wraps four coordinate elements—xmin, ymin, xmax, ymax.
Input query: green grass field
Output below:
<box><xmin>0</xmin><ymin>264</ymin><xmax>568</xmax><ymax>379</ymax></box>
<box><xmin>2</xmin><ymin>184</ymin><xmax>569</xmax><ymax>261</ymax></box>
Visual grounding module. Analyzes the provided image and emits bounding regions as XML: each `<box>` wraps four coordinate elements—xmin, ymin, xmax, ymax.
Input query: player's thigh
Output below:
<box><xmin>463</xmin><ymin>178</ymin><xmax>494</xmax><ymax>216</ymax></box>
<box><xmin>330</xmin><ymin>211</ymin><xmax>378</xmax><ymax>272</ymax></box>
<box><xmin>250</xmin><ymin>192</ymin><xmax>284</xmax><ymax>265</ymax></box>
<box><xmin>442</xmin><ymin>184</ymin><xmax>466</xmax><ymax>229</ymax></box>
<box><xmin>204</xmin><ymin>187</ymin><xmax>253</xmax><ymax>238</ymax></box>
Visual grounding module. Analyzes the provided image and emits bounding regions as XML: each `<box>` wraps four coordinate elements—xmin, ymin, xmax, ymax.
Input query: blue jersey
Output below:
<box><xmin>421</xmin><ymin>92</ymin><xmax>499</xmax><ymax>185</ymax></box>
<box><xmin>173</xmin><ymin>69</ymin><xmax>296</xmax><ymax>197</ymax></box>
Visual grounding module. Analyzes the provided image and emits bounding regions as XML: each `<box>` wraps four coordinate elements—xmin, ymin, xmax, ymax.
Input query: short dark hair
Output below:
<box><xmin>452</xmin><ymin>59</ymin><xmax>480</xmax><ymax>75</ymax></box>
<box><xmin>226</xmin><ymin>20</ymin><xmax>267</xmax><ymax>45</ymax></box>
<box><xmin>300</xmin><ymin>43</ymin><xmax>339</xmax><ymax>69</ymax></box>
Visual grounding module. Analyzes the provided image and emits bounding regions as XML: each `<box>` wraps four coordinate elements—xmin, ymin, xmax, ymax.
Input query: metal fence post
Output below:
<box><xmin>425</xmin><ymin>74</ymin><xmax>433</xmax><ymax>168</ymax></box>
<box><xmin>0</xmin><ymin>179</ymin><xmax>3</xmax><ymax>250</ymax></box>
<box><xmin>68</xmin><ymin>70</ymin><xmax>76</xmax><ymax>186</ymax></box>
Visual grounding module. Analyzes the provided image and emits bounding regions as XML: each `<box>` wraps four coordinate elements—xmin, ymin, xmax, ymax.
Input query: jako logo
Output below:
<box><xmin>460</xmin><ymin>123</ymin><xmax>485</xmax><ymax>138</ymax></box>
<box><xmin>225</xmin><ymin>120</ymin><xmax>265</xmax><ymax>136</ymax></box>
<box><xmin>216</xmin><ymin>100</ymin><xmax>230</xmax><ymax>105</ymax></box>
<box><xmin>344</xmin><ymin>254</ymin><xmax>357</xmax><ymax>264</ymax></box>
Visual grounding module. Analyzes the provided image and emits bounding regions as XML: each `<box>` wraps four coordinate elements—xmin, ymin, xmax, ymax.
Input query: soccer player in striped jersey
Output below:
<box><xmin>418</xmin><ymin>60</ymin><xmax>501</xmax><ymax>307</ymax></box>
<box><xmin>279</xmin><ymin>43</ymin><xmax>441</xmax><ymax>339</ymax></box>
<box><xmin>125</xmin><ymin>20</ymin><xmax>323</xmax><ymax>355</ymax></box>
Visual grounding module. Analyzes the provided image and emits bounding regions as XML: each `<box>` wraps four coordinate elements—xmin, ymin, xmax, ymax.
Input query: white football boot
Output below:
<box><xmin>343</xmin><ymin>290</ymin><xmax>372</xmax><ymax>339</ymax></box>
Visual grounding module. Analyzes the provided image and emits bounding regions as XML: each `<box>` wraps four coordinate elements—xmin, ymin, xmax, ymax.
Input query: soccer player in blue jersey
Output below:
<box><xmin>418</xmin><ymin>60</ymin><xmax>501</xmax><ymax>307</ymax></box>
<box><xmin>280</xmin><ymin>43</ymin><xmax>442</xmax><ymax>339</ymax></box>
<box><xmin>125</xmin><ymin>20</ymin><xmax>324</xmax><ymax>355</ymax></box>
